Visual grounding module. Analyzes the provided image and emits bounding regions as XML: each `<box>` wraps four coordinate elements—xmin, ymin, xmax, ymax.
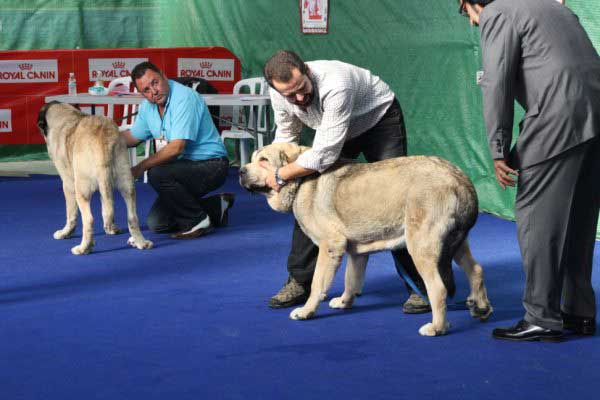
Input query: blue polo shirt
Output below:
<box><xmin>131</xmin><ymin>80</ymin><xmax>227</xmax><ymax>161</ymax></box>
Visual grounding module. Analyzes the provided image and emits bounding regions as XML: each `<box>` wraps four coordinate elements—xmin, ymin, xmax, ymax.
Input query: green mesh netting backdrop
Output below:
<box><xmin>1</xmin><ymin>0</ymin><xmax>599</xmax><ymax>237</ymax></box>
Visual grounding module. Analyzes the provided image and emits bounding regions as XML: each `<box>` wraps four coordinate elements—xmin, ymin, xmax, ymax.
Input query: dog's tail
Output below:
<box><xmin>94</xmin><ymin>124</ymin><xmax>121</xmax><ymax>195</ymax></box>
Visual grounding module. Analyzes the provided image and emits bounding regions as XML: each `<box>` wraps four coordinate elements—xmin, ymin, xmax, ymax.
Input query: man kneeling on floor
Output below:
<box><xmin>121</xmin><ymin>61</ymin><xmax>234</xmax><ymax>239</ymax></box>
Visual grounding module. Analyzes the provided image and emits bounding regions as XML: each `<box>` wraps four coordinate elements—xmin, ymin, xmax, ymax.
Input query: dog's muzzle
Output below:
<box><xmin>239</xmin><ymin>166</ymin><xmax>271</xmax><ymax>194</ymax></box>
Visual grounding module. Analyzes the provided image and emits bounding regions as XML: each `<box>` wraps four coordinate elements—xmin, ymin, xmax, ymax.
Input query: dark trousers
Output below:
<box><xmin>287</xmin><ymin>99</ymin><xmax>426</xmax><ymax>294</ymax></box>
<box><xmin>516</xmin><ymin>138</ymin><xmax>600</xmax><ymax>330</ymax></box>
<box><xmin>146</xmin><ymin>157</ymin><xmax>229</xmax><ymax>232</ymax></box>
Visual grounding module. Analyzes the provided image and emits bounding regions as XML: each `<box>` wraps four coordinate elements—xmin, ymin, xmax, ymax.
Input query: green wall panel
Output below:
<box><xmin>0</xmin><ymin>0</ymin><xmax>598</xmax><ymax>236</ymax></box>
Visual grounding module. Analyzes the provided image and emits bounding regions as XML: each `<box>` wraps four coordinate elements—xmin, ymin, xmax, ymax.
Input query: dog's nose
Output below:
<box><xmin>239</xmin><ymin>167</ymin><xmax>247</xmax><ymax>177</ymax></box>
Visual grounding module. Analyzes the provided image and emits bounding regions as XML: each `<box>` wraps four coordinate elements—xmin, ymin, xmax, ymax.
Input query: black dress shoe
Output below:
<box><xmin>562</xmin><ymin>312</ymin><xmax>596</xmax><ymax>335</ymax></box>
<box><xmin>492</xmin><ymin>320</ymin><xmax>564</xmax><ymax>342</ymax></box>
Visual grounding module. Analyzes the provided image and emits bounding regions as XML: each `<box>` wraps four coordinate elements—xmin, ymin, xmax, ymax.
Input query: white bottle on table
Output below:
<box><xmin>68</xmin><ymin>72</ymin><xmax>77</xmax><ymax>96</ymax></box>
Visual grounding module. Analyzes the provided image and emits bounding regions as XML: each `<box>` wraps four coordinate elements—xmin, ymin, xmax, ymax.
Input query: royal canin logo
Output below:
<box><xmin>112</xmin><ymin>61</ymin><xmax>126</xmax><ymax>69</ymax></box>
<box><xmin>18</xmin><ymin>63</ymin><xmax>33</xmax><ymax>70</ymax></box>
<box><xmin>198</xmin><ymin>61</ymin><xmax>213</xmax><ymax>69</ymax></box>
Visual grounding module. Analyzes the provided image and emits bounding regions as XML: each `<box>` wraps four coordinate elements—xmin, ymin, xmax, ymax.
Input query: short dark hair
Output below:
<box><xmin>131</xmin><ymin>61</ymin><xmax>163</xmax><ymax>90</ymax></box>
<box><xmin>462</xmin><ymin>0</ymin><xmax>495</xmax><ymax>5</ymax></box>
<box><xmin>263</xmin><ymin>50</ymin><xmax>309</xmax><ymax>87</ymax></box>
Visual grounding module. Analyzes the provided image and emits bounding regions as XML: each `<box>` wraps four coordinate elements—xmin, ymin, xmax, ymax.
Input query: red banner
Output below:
<box><xmin>0</xmin><ymin>47</ymin><xmax>241</xmax><ymax>145</ymax></box>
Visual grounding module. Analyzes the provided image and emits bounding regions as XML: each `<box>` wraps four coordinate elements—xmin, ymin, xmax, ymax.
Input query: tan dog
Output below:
<box><xmin>240</xmin><ymin>143</ymin><xmax>492</xmax><ymax>336</ymax></box>
<box><xmin>38</xmin><ymin>102</ymin><xmax>153</xmax><ymax>255</ymax></box>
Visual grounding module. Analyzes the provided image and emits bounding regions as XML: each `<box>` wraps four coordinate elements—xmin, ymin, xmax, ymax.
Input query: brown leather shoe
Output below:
<box><xmin>170</xmin><ymin>225</ymin><xmax>214</xmax><ymax>239</ymax></box>
<box><xmin>402</xmin><ymin>293</ymin><xmax>431</xmax><ymax>314</ymax></box>
<box><xmin>268</xmin><ymin>277</ymin><xmax>310</xmax><ymax>308</ymax></box>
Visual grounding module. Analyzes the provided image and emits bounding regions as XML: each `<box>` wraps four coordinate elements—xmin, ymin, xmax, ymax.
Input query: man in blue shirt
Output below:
<box><xmin>122</xmin><ymin>61</ymin><xmax>234</xmax><ymax>239</ymax></box>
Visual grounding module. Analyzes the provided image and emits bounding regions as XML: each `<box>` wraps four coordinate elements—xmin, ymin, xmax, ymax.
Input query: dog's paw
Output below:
<box><xmin>71</xmin><ymin>243</ymin><xmax>93</xmax><ymax>255</ymax></box>
<box><xmin>418</xmin><ymin>322</ymin><xmax>450</xmax><ymax>337</ymax></box>
<box><xmin>469</xmin><ymin>301</ymin><xmax>493</xmax><ymax>321</ymax></box>
<box><xmin>329</xmin><ymin>296</ymin><xmax>353</xmax><ymax>309</ymax></box>
<box><xmin>289</xmin><ymin>307</ymin><xmax>315</xmax><ymax>320</ymax></box>
<box><xmin>104</xmin><ymin>224</ymin><xmax>121</xmax><ymax>235</ymax></box>
<box><xmin>53</xmin><ymin>229</ymin><xmax>73</xmax><ymax>240</ymax></box>
<box><xmin>127</xmin><ymin>237</ymin><xmax>153</xmax><ymax>250</ymax></box>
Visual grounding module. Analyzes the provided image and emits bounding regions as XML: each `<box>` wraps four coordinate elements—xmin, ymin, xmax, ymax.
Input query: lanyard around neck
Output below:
<box><xmin>158</xmin><ymin>94</ymin><xmax>170</xmax><ymax>139</ymax></box>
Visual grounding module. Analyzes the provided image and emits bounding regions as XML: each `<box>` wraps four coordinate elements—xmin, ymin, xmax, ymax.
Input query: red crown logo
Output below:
<box><xmin>198</xmin><ymin>61</ymin><xmax>213</xmax><ymax>69</ymax></box>
<box><xmin>18</xmin><ymin>63</ymin><xmax>33</xmax><ymax>70</ymax></box>
<box><xmin>112</xmin><ymin>61</ymin><xmax>126</xmax><ymax>69</ymax></box>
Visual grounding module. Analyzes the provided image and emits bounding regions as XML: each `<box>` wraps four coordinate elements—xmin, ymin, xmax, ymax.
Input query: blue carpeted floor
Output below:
<box><xmin>0</xmin><ymin>169</ymin><xmax>599</xmax><ymax>399</ymax></box>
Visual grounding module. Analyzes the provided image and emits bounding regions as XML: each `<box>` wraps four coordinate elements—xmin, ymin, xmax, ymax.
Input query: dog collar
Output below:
<box><xmin>275</xmin><ymin>168</ymin><xmax>288</xmax><ymax>187</ymax></box>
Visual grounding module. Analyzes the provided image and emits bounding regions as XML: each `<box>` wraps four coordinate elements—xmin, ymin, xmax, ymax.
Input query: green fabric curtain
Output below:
<box><xmin>1</xmin><ymin>0</ymin><xmax>598</xmax><ymax>237</ymax></box>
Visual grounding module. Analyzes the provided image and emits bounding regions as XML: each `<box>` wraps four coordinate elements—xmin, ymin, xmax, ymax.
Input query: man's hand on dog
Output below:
<box><xmin>131</xmin><ymin>164</ymin><xmax>145</xmax><ymax>180</ymax></box>
<box><xmin>263</xmin><ymin>161</ymin><xmax>317</xmax><ymax>192</ymax></box>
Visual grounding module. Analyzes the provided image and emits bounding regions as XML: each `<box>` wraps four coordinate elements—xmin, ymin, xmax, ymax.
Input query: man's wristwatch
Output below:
<box><xmin>275</xmin><ymin>168</ymin><xmax>287</xmax><ymax>187</ymax></box>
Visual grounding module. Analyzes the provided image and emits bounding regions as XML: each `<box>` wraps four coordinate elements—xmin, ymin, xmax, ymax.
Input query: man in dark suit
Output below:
<box><xmin>459</xmin><ymin>0</ymin><xmax>600</xmax><ymax>341</ymax></box>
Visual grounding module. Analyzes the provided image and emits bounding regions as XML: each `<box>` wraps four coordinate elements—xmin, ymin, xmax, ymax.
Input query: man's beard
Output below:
<box><xmin>291</xmin><ymin>92</ymin><xmax>313</xmax><ymax>107</ymax></box>
<box><xmin>290</xmin><ymin>77</ymin><xmax>316</xmax><ymax>107</ymax></box>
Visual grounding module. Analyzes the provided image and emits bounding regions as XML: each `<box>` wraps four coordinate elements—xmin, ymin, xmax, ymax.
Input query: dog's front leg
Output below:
<box><xmin>116</xmin><ymin>172</ymin><xmax>153</xmax><ymax>250</ymax></box>
<box><xmin>54</xmin><ymin>182</ymin><xmax>78</xmax><ymax>240</ymax></box>
<box><xmin>290</xmin><ymin>238</ymin><xmax>346</xmax><ymax>320</ymax></box>
<box><xmin>329</xmin><ymin>253</ymin><xmax>368</xmax><ymax>309</ymax></box>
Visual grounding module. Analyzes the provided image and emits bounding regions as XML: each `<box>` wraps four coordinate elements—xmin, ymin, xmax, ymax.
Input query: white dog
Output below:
<box><xmin>240</xmin><ymin>143</ymin><xmax>493</xmax><ymax>336</ymax></box>
<box><xmin>38</xmin><ymin>102</ymin><xmax>153</xmax><ymax>255</ymax></box>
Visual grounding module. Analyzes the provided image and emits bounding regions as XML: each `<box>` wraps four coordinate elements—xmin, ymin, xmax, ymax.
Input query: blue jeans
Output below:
<box><xmin>146</xmin><ymin>157</ymin><xmax>229</xmax><ymax>232</ymax></box>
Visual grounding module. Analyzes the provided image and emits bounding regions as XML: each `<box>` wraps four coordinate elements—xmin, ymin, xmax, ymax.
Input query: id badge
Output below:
<box><xmin>155</xmin><ymin>138</ymin><xmax>168</xmax><ymax>152</ymax></box>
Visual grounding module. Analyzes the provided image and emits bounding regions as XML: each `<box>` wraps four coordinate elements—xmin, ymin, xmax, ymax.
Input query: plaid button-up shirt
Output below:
<box><xmin>271</xmin><ymin>60</ymin><xmax>395</xmax><ymax>172</ymax></box>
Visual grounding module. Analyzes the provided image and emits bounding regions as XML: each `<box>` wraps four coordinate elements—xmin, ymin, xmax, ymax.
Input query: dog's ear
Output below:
<box><xmin>37</xmin><ymin>119</ymin><xmax>48</xmax><ymax>135</ymax></box>
<box><xmin>36</xmin><ymin>103</ymin><xmax>55</xmax><ymax>137</ymax></box>
<box><xmin>282</xmin><ymin>143</ymin><xmax>309</xmax><ymax>164</ymax></box>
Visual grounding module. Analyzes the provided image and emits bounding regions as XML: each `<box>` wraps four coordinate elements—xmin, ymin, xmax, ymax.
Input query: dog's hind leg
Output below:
<box><xmin>71</xmin><ymin>182</ymin><xmax>95</xmax><ymax>255</ymax></box>
<box><xmin>115</xmin><ymin>165</ymin><xmax>153</xmax><ymax>250</ymax></box>
<box><xmin>453</xmin><ymin>239</ymin><xmax>493</xmax><ymax>321</ymax></box>
<box><xmin>406</xmin><ymin>226</ymin><xmax>449</xmax><ymax>336</ymax></box>
<box><xmin>97</xmin><ymin>166</ymin><xmax>120</xmax><ymax>235</ymax></box>
<box><xmin>329</xmin><ymin>253</ymin><xmax>368</xmax><ymax>309</ymax></box>
<box><xmin>413</xmin><ymin>254</ymin><xmax>449</xmax><ymax>336</ymax></box>
<box><xmin>54</xmin><ymin>181</ymin><xmax>78</xmax><ymax>239</ymax></box>
<box><xmin>290</xmin><ymin>237</ymin><xmax>346</xmax><ymax>320</ymax></box>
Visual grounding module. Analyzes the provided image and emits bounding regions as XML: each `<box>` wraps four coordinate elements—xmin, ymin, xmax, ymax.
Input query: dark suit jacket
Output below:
<box><xmin>479</xmin><ymin>0</ymin><xmax>600</xmax><ymax>169</ymax></box>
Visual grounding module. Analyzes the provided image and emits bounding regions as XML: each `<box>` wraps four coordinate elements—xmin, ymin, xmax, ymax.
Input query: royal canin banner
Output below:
<box><xmin>178</xmin><ymin>58</ymin><xmax>235</xmax><ymax>81</ymax></box>
<box><xmin>88</xmin><ymin>58</ymin><xmax>148</xmax><ymax>81</ymax></box>
<box><xmin>0</xmin><ymin>60</ymin><xmax>59</xmax><ymax>83</ymax></box>
<box><xmin>0</xmin><ymin>47</ymin><xmax>241</xmax><ymax>145</ymax></box>
<box><xmin>0</xmin><ymin>109</ymin><xmax>12</xmax><ymax>133</ymax></box>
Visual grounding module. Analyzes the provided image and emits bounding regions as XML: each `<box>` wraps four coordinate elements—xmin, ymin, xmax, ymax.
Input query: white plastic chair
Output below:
<box><xmin>106</xmin><ymin>77</ymin><xmax>151</xmax><ymax>182</ymax></box>
<box><xmin>220</xmin><ymin>77</ymin><xmax>270</xmax><ymax>166</ymax></box>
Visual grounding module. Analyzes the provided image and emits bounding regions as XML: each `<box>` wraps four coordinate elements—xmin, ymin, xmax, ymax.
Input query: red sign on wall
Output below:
<box><xmin>0</xmin><ymin>47</ymin><xmax>241</xmax><ymax>145</ymax></box>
